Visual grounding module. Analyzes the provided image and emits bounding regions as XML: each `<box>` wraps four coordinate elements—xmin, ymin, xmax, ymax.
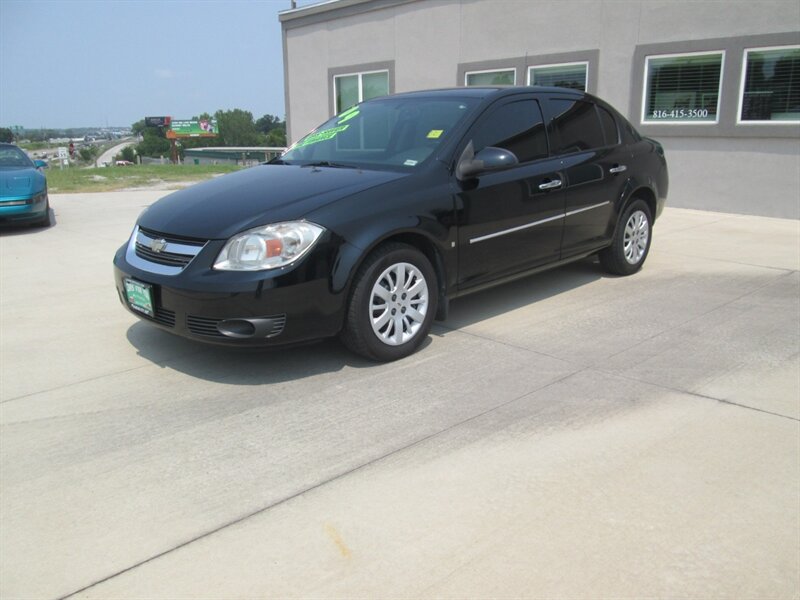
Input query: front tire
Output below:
<box><xmin>31</xmin><ymin>199</ymin><xmax>51</xmax><ymax>228</ymax></box>
<box><xmin>599</xmin><ymin>199</ymin><xmax>652</xmax><ymax>275</ymax></box>
<box><xmin>341</xmin><ymin>243</ymin><xmax>437</xmax><ymax>362</ymax></box>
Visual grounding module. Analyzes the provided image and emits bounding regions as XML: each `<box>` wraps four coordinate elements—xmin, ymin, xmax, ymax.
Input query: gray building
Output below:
<box><xmin>280</xmin><ymin>0</ymin><xmax>799</xmax><ymax>218</ymax></box>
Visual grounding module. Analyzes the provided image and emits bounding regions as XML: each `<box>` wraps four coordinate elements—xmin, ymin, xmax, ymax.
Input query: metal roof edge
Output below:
<box><xmin>279</xmin><ymin>0</ymin><xmax>418</xmax><ymax>27</ymax></box>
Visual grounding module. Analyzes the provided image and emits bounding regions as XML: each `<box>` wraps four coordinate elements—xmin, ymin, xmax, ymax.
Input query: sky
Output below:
<box><xmin>0</xmin><ymin>0</ymin><xmax>318</xmax><ymax>129</ymax></box>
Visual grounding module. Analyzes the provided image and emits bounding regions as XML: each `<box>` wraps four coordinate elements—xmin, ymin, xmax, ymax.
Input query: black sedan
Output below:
<box><xmin>114</xmin><ymin>87</ymin><xmax>668</xmax><ymax>361</ymax></box>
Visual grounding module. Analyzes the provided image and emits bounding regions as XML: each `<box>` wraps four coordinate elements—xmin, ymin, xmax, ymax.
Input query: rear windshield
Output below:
<box><xmin>280</xmin><ymin>96</ymin><xmax>480</xmax><ymax>171</ymax></box>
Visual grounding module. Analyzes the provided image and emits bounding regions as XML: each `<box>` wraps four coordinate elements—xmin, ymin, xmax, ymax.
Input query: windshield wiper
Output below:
<box><xmin>299</xmin><ymin>161</ymin><xmax>358</xmax><ymax>169</ymax></box>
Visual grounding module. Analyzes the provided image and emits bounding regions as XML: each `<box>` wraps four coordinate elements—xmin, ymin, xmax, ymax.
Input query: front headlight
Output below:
<box><xmin>214</xmin><ymin>221</ymin><xmax>325</xmax><ymax>271</ymax></box>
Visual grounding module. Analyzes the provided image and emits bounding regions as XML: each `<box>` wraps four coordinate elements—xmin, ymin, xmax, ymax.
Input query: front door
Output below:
<box><xmin>456</xmin><ymin>96</ymin><xmax>565</xmax><ymax>289</ymax></box>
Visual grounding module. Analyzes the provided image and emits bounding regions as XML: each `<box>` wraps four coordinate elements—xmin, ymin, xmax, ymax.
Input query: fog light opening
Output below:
<box><xmin>217</xmin><ymin>319</ymin><xmax>257</xmax><ymax>338</ymax></box>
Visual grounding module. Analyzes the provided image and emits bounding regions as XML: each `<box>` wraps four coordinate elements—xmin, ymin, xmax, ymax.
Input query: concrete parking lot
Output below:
<box><xmin>1</xmin><ymin>191</ymin><xmax>798</xmax><ymax>599</ymax></box>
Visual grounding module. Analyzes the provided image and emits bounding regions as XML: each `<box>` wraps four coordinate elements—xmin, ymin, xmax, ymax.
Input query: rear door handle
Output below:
<box><xmin>609</xmin><ymin>165</ymin><xmax>627</xmax><ymax>174</ymax></box>
<box><xmin>538</xmin><ymin>179</ymin><xmax>562</xmax><ymax>190</ymax></box>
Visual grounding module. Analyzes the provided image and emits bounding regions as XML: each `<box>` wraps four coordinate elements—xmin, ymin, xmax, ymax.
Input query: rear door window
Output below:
<box><xmin>597</xmin><ymin>106</ymin><xmax>619</xmax><ymax>146</ymax></box>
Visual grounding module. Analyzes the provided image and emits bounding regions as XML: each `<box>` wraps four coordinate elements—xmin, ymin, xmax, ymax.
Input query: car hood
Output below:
<box><xmin>138</xmin><ymin>164</ymin><xmax>406</xmax><ymax>240</ymax></box>
<box><xmin>0</xmin><ymin>167</ymin><xmax>45</xmax><ymax>198</ymax></box>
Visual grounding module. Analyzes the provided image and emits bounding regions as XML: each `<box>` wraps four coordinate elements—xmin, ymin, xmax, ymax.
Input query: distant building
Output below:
<box><xmin>279</xmin><ymin>0</ymin><xmax>800</xmax><ymax>218</ymax></box>
<box><xmin>183</xmin><ymin>147</ymin><xmax>286</xmax><ymax>166</ymax></box>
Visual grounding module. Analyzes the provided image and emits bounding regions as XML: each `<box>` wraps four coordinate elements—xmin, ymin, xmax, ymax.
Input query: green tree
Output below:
<box><xmin>0</xmin><ymin>127</ymin><xmax>13</xmax><ymax>143</ymax></box>
<box><xmin>135</xmin><ymin>127</ymin><xmax>170</xmax><ymax>158</ymax></box>
<box><xmin>255</xmin><ymin>114</ymin><xmax>281</xmax><ymax>135</ymax></box>
<box><xmin>131</xmin><ymin>119</ymin><xmax>146</xmax><ymax>136</ymax></box>
<box><xmin>215</xmin><ymin>109</ymin><xmax>261</xmax><ymax>146</ymax></box>
<box><xmin>78</xmin><ymin>145</ymin><xmax>100</xmax><ymax>163</ymax></box>
<box><xmin>265</xmin><ymin>127</ymin><xmax>286</xmax><ymax>146</ymax></box>
<box><xmin>117</xmin><ymin>146</ymin><xmax>136</xmax><ymax>163</ymax></box>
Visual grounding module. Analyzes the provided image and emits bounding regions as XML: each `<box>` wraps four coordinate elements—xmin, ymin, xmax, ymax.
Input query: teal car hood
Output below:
<box><xmin>0</xmin><ymin>167</ymin><xmax>46</xmax><ymax>198</ymax></box>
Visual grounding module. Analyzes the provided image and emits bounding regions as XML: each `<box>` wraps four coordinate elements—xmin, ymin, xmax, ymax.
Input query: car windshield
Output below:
<box><xmin>0</xmin><ymin>146</ymin><xmax>34</xmax><ymax>169</ymax></box>
<box><xmin>280</xmin><ymin>96</ymin><xmax>480</xmax><ymax>170</ymax></box>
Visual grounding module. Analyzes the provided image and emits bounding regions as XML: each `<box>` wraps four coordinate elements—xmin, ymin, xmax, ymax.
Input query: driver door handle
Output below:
<box><xmin>609</xmin><ymin>165</ymin><xmax>627</xmax><ymax>174</ymax></box>
<box><xmin>538</xmin><ymin>179</ymin><xmax>562</xmax><ymax>190</ymax></box>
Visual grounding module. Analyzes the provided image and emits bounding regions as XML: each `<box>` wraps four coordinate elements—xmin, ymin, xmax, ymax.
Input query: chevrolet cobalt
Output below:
<box><xmin>113</xmin><ymin>87</ymin><xmax>668</xmax><ymax>361</ymax></box>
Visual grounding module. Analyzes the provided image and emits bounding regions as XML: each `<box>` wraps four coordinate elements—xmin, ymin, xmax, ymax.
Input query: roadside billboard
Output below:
<box><xmin>167</xmin><ymin>119</ymin><xmax>218</xmax><ymax>138</ymax></box>
<box><xmin>145</xmin><ymin>116</ymin><xmax>171</xmax><ymax>127</ymax></box>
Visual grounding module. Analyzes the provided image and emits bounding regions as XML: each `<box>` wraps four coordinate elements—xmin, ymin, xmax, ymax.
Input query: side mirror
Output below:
<box><xmin>456</xmin><ymin>142</ymin><xmax>518</xmax><ymax>181</ymax></box>
<box><xmin>33</xmin><ymin>159</ymin><xmax>48</xmax><ymax>171</ymax></box>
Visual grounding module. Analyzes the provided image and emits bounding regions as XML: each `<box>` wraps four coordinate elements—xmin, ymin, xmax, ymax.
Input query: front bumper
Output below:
<box><xmin>0</xmin><ymin>192</ymin><xmax>48</xmax><ymax>224</ymax></box>
<box><xmin>112</xmin><ymin>236</ymin><xmax>347</xmax><ymax>347</ymax></box>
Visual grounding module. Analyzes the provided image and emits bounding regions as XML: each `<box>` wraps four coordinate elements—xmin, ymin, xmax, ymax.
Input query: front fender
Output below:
<box><xmin>329</xmin><ymin>217</ymin><xmax>452</xmax><ymax>295</ymax></box>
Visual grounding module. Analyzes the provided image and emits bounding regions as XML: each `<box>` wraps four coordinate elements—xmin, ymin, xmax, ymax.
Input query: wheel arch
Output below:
<box><xmin>626</xmin><ymin>185</ymin><xmax>657</xmax><ymax>223</ymax></box>
<box><xmin>334</xmin><ymin>228</ymin><xmax>450</xmax><ymax>321</ymax></box>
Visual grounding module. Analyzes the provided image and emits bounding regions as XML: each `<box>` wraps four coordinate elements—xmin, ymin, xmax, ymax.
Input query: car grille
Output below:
<box><xmin>186</xmin><ymin>315</ymin><xmax>225</xmax><ymax>337</ymax></box>
<box><xmin>135</xmin><ymin>245</ymin><xmax>193</xmax><ymax>267</ymax></box>
<box><xmin>139</xmin><ymin>306</ymin><xmax>176</xmax><ymax>328</ymax></box>
<box><xmin>134</xmin><ymin>227</ymin><xmax>207</xmax><ymax>269</ymax></box>
<box><xmin>153</xmin><ymin>307</ymin><xmax>177</xmax><ymax>327</ymax></box>
<box><xmin>187</xmin><ymin>314</ymin><xmax>287</xmax><ymax>338</ymax></box>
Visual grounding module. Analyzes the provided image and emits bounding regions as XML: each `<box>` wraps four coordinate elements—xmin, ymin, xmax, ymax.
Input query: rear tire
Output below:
<box><xmin>341</xmin><ymin>243</ymin><xmax>437</xmax><ymax>362</ymax></box>
<box><xmin>599</xmin><ymin>199</ymin><xmax>652</xmax><ymax>276</ymax></box>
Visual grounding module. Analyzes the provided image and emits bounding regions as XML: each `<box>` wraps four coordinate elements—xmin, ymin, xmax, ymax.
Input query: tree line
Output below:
<box><xmin>129</xmin><ymin>109</ymin><xmax>287</xmax><ymax>159</ymax></box>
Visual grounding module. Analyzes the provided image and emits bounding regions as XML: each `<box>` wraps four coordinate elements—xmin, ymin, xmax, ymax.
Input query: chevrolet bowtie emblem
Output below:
<box><xmin>150</xmin><ymin>238</ymin><xmax>167</xmax><ymax>253</ymax></box>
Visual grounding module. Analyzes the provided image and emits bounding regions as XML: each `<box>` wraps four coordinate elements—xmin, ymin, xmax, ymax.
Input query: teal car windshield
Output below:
<box><xmin>281</xmin><ymin>96</ymin><xmax>480</xmax><ymax>170</ymax></box>
<box><xmin>0</xmin><ymin>146</ymin><xmax>34</xmax><ymax>169</ymax></box>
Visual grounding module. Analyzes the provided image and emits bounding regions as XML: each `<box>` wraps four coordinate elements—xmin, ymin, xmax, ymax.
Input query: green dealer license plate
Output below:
<box><xmin>123</xmin><ymin>278</ymin><xmax>154</xmax><ymax>317</ymax></box>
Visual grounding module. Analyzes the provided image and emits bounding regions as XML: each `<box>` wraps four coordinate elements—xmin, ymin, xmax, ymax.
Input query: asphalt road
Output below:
<box><xmin>96</xmin><ymin>139</ymin><xmax>136</xmax><ymax>166</ymax></box>
<box><xmin>1</xmin><ymin>191</ymin><xmax>798</xmax><ymax>599</ymax></box>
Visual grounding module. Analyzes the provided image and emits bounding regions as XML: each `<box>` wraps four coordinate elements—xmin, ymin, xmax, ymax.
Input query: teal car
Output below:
<box><xmin>0</xmin><ymin>143</ymin><xmax>50</xmax><ymax>227</ymax></box>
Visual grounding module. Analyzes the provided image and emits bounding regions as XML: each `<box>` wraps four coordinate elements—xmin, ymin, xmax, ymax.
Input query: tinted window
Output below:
<box><xmin>598</xmin><ymin>106</ymin><xmax>619</xmax><ymax>145</ymax></box>
<box><xmin>550</xmin><ymin>99</ymin><xmax>606</xmax><ymax>154</ymax></box>
<box><xmin>472</xmin><ymin>99</ymin><xmax>548</xmax><ymax>163</ymax></box>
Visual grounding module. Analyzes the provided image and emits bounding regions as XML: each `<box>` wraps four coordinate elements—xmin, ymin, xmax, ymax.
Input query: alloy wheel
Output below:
<box><xmin>623</xmin><ymin>210</ymin><xmax>649</xmax><ymax>265</ymax></box>
<box><xmin>369</xmin><ymin>262</ymin><xmax>429</xmax><ymax>346</ymax></box>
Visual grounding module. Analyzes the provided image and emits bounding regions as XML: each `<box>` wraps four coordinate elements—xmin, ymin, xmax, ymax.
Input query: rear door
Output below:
<box><xmin>545</xmin><ymin>98</ymin><xmax>630</xmax><ymax>258</ymax></box>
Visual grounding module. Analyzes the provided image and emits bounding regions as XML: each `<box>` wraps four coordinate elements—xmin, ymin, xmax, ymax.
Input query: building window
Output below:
<box><xmin>465</xmin><ymin>69</ymin><xmax>516</xmax><ymax>86</ymax></box>
<box><xmin>528</xmin><ymin>62</ymin><xmax>588</xmax><ymax>91</ymax></box>
<box><xmin>334</xmin><ymin>70</ymin><xmax>389</xmax><ymax>114</ymax></box>
<box><xmin>642</xmin><ymin>51</ymin><xmax>724</xmax><ymax>123</ymax></box>
<box><xmin>739</xmin><ymin>46</ymin><xmax>800</xmax><ymax>123</ymax></box>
